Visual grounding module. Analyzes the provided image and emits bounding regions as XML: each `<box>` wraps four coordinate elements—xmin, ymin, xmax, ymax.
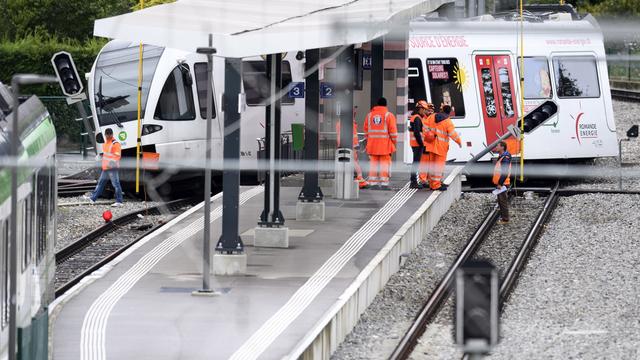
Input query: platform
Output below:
<box><xmin>50</xmin><ymin>167</ymin><xmax>463</xmax><ymax>360</ymax></box>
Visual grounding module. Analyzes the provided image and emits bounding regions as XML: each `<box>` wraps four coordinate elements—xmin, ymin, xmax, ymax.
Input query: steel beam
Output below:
<box><xmin>217</xmin><ymin>58</ymin><xmax>243</xmax><ymax>253</ymax></box>
<box><xmin>299</xmin><ymin>48</ymin><xmax>323</xmax><ymax>201</ymax></box>
<box><xmin>371</xmin><ymin>38</ymin><xmax>384</xmax><ymax>109</ymax></box>
<box><xmin>338</xmin><ymin>46</ymin><xmax>355</xmax><ymax>151</ymax></box>
<box><xmin>260</xmin><ymin>54</ymin><xmax>285</xmax><ymax>226</ymax></box>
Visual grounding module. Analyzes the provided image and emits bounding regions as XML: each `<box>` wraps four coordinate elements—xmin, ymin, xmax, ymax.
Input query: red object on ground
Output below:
<box><xmin>103</xmin><ymin>210</ymin><xmax>113</xmax><ymax>222</ymax></box>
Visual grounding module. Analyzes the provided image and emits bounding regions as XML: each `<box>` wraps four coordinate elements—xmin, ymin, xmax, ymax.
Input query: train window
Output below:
<box><xmin>21</xmin><ymin>199</ymin><xmax>32</xmax><ymax>271</ymax></box>
<box><xmin>497</xmin><ymin>68</ymin><xmax>515</xmax><ymax>118</ymax></box>
<box><xmin>93</xmin><ymin>42</ymin><xmax>164</xmax><ymax>127</ymax></box>
<box><xmin>480</xmin><ymin>69</ymin><xmax>497</xmax><ymax>118</ymax></box>
<box><xmin>553</xmin><ymin>56</ymin><xmax>600</xmax><ymax>98</ymax></box>
<box><xmin>242</xmin><ymin>60</ymin><xmax>294</xmax><ymax>106</ymax></box>
<box><xmin>1</xmin><ymin>220</ymin><xmax>8</xmax><ymax>328</ymax></box>
<box><xmin>154</xmin><ymin>64</ymin><xmax>196</xmax><ymax>120</ymax></box>
<box><xmin>426</xmin><ymin>58</ymin><xmax>466</xmax><ymax>117</ymax></box>
<box><xmin>36</xmin><ymin>170</ymin><xmax>49</xmax><ymax>263</ymax></box>
<box><xmin>408</xmin><ymin>58</ymin><xmax>427</xmax><ymax>112</ymax></box>
<box><xmin>522</xmin><ymin>57</ymin><xmax>552</xmax><ymax>99</ymax></box>
<box><xmin>194</xmin><ymin>63</ymin><xmax>217</xmax><ymax>119</ymax></box>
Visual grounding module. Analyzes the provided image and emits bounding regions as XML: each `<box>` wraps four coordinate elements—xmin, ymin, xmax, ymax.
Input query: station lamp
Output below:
<box><xmin>51</xmin><ymin>51</ymin><xmax>84</xmax><ymax>98</ymax></box>
<box><xmin>455</xmin><ymin>259</ymin><xmax>499</xmax><ymax>356</ymax></box>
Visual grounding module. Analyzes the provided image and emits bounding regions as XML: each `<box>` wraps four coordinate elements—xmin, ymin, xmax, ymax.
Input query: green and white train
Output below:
<box><xmin>0</xmin><ymin>82</ymin><xmax>56</xmax><ymax>358</ymax></box>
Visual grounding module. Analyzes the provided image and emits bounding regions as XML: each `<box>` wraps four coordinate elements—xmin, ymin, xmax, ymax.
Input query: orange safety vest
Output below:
<box><xmin>424</xmin><ymin>113</ymin><xmax>461</xmax><ymax>156</ymax></box>
<box><xmin>363</xmin><ymin>106</ymin><xmax>398</xmax><ymax>155</ymax></box>
<box><xmin>102</xmin><ymin>138</ymin><xmax>122</xmax><ymax>170</ymax></box>
<box><xmin>409</xmin><ymin>114</ymin><xmax>423</xmax><ymax>147</ymax></box>
<box><xmin>336</xmin><ymin>120</ymin><xmax>359</xmax><ymax>148</ymax></box>
<box><xmin>492</xmin><ymin>152</ymin><xmax>512</xmax><ymax>186</ymax></box>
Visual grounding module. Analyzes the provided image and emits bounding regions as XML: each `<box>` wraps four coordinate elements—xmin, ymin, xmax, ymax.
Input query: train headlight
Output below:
<box><xmin>141</xmin><ymin>124</ymin><xmax>163</xmax><ymax>136</ymax></box>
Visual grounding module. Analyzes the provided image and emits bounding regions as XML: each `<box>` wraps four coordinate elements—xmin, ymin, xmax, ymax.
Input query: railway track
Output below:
<box><xmin>611</xmin><ymin>88</ymin><xmax>640</xmax><ymax>102</ymax></box>
<box><xmin>389</xmin><ymin>183</ymin><xmax>560</xmax><ymax>360</ymax></box>
<box><xmin>54</xmin><ymin>197</ymin><xmax>198</xmax><ymax>297</ymax></box>
<box><xmin>57</xmin><ymin>178</ymin><xmax>99</xmax><ymax>197</ymax></box>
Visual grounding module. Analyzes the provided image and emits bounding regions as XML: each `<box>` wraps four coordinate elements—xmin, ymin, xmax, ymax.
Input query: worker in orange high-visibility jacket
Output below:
<box><xmin>363</xmin><ymin>97</ymin><xmax>398</xmax><ymax>190</ymax></box>
<box><xmin>337</xmin><ymin>113</ymin><xmax>368</xmax><ymax>189</ymax></box>
<box><xmin>424</xmin><ymin>104</ymin><xmax>461</xmax><ymax>191</ymax></box>
<box><xmin>417</xmin><ymin>102</ymin><xmax>436</xmax><ymax>186</ymax></box>
<box><xmin>84</xmin><ymin>128</ymin><xmax>124</xmax><ymax>206</ymax></box>
<box><xmin>493</xmin><ymin>140</ymin><xmax>512</xmax><ymax>224</ymax></box>
<box><xmin>409</xmin><ymin>100</ymin><xmax>430</xmax><ymax>189</ymax></box>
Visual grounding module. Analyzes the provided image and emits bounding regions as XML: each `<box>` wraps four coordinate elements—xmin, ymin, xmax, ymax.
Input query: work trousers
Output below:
<box><xmin>497</xmin><ymin>191</ymin><xmax>510</xmax><ymax>221</ymax></box>
<box><xmin>368</xmin><ymin>154</ymin><xmax>391</xmax><ymax>186</ymax></box>
<box><xmin>419</xmin><ymin>152</ymin><xmax>429</xmax><ymax>184</ymax></box>
<box><xmin>427</xmin><ymin>152</ymin><xmax>447</xmax><ymax>190</ymax></box>
<box><xmin>410</xmin><ymin>146</ymin><xmax>423</xmax><ymax>184</ymax></box>
<box><xmin>91</xmin><ymin>169</ymin><xmax>124</xmax><ymax>203</ymax></box>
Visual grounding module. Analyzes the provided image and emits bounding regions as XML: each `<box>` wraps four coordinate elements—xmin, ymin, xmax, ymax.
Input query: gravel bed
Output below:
<box><xmin>55</xmin><ymin>214</ymin><xmax>172</xmax><ymax>289</ymax></box>
<box><xmin>56</xmin><ymin>199</ymin><xmax>162</xmax><ymax>251</ymax></box>
<box><xmin>485</xmin><ymin>193</ymin><xmax>640</xmax><ymax>359</ymax></box>
<box><xmin>331</xmin><ymin>193</ymin><xmax>494</xmax><ymax>360</ymax></box>
<box><xmin>410</xmin><ymin>195</ymin><xmax>546</xmax><ymax>359</ymax></box>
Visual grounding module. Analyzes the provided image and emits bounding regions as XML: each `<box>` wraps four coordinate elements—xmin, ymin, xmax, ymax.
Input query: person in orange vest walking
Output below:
<box><xmin>363</xmin><ymin>97</ymin><xmax>398</xmax><ymax>190</ymax></box>
<box><xmin>408</xmin><ymin>100</ymin><xmax>431</xmax><ymax>189</ymax></box>
<box><xmin>84</xmin><ymin>128</ymin><xmax>124</xmax><ymax>206</ymax></box>
<box><xmin>424</xmin><ymin>104</ymin><xmax>461</xmax><ymax>191</ymax></box>
<box><xmin>417</xmin><ymin>102</ymin><xmax>435</xmax><ymax>186</ymax></box>
<box><xmin>337</xmin><ymin>113</ymin><xmax>368</xmax><ymax>189</ymax></box>
<box><xmin>493</xmin><ymin>141</ymin><xmax>512</xmax><ymax>224</ymax></box>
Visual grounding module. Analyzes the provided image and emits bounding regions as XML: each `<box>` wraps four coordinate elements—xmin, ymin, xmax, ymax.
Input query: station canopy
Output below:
<box><xmin>94</xmin><ymin>0</ymin><xmax>452</xmax><ymax>58</ymax></box>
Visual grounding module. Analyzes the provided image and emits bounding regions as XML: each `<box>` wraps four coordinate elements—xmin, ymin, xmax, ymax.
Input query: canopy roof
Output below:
<box><xmin>94</xmin><ymin>0</ymin><xmax>451</xmax><ymax>58</ymax></box>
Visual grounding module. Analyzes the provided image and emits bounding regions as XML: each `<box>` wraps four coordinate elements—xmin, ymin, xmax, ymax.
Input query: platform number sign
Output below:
<box><xmin>362</xmin><ymin>53</ymin><xmax>372</xmax><ymax>70</ymax></box>
<box><xmin>288</xmin><ymin>82</ymin><xmax>304</xmax><ymax>99</ymax></box>
<box><xmin>320</xmin><ymin>82</ymin><xmax>335</xmax><ymax>99</ymax></box>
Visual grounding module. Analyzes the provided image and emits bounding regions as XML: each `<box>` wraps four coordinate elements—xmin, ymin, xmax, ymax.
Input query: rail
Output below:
<box><xmin>54</xmin><ymin>198</ymin><xmax>198</xmax><ymax>297</ymax></box>
<box><xmin>390</xmin><ymin>184</ymin><xmax>561</xmax><ymax>360</ymax></box>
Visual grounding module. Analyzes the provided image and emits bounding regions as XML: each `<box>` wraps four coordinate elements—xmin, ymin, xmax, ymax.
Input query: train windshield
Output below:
<box><xmin>93</xmin><ymin>41</ymin><xmax>163</xmax><ymax>126</ymax></box>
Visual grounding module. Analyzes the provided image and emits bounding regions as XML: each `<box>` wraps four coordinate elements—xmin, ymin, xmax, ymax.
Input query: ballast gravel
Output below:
<box><xmin>56</xmin><ymin>198</ymin><xmax>161</xmax><ymax>251</ymax></box>
<box><xmin>410</xmin><ymin>195</ymin><xmax>545</xmax><ymax>359</ymax></box>
<box><xmin>331</xmin><ymin>192</ymin><xmax>494</xmax><ymax>360</ymax></box>
<box><xmin>485</xmin><ymin>193</ymin><xmax>640</xmax><ymax>359</ymax></box>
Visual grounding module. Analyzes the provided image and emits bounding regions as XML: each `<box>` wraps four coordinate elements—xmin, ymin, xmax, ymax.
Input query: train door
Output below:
<box><xmin>475</xmin><ymin>54</ymin><xmax>519</xmax><ymax>151</ymax></box>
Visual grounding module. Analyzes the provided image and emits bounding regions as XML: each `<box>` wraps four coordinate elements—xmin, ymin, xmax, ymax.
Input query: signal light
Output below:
<box><xmin>51</xmin><ymin>51</ymin><xmax>84</xmax><ymax>97</ymax></box>
<box><xmin>455</xmin><ymin>259</ymin><xmax>499</xmax><ymax>355</ymax></box>
<box><xmin>518</xmin><ymin>100</ymin><xmax>558</xmax><ymax>133</ymax></box>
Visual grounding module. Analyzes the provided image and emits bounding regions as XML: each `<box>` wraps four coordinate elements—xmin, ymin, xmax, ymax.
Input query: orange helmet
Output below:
<box><xmin>424</xmin><ymin>130</ymin><xmax>436</xmax><ymax>143</ymax></box>
<box><xmin>415</xmin><ymin>100</ymin><xmax>429</xmax><ymax>109</ymax></box>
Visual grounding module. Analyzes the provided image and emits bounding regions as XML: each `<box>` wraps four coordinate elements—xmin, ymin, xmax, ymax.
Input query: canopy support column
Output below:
<box><xmin>371</xmin><ymin>37</ymin><xmax>384</xmax><ymax>109</ymax></box>
<box><xmin>255</xmin><ymin>54</ymin><xmax>289</xmax><ymax>247</ymax></box>
<box><xmin>335</xmin><ymin>45</ymin><xmax>357</xmax><ymax>200</ymax></box>
<box><xmin>215</xmin><ymin>57</ymin><xmax>247</xmax><ymax>274</ymax></box>
<box><xmin>297</xmin><ymin>48</ymin><xmax>325</xmax><ymax>221</ymax></box>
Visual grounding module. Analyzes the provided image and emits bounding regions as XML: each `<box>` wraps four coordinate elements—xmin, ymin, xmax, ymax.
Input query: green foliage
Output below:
<box><xmin>0</xmin><ymin>34</ymin><xmax>106</xmax><ymax>96</ymax></box>
<box><xmin>0</xmin><ymin>0</ymin><xmax>136</xmax><ymax>41</ymax></box>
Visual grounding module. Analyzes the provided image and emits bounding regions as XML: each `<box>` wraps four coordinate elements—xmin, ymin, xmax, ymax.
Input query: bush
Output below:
<box><xmin>0</xmin><ymin>34</ymin><xmax>106</xmax><ymax>96</ymax></box>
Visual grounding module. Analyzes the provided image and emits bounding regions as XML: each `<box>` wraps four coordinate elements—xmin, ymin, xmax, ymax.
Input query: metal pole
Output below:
<box><xmin>261</xmin><ymin>56</ymin><xmax>273</xmax><ymax>224</ymax></box>
<box><xmin>272</xmin><ymin>53</ymin><xmax>283</xmax><ymax>224</ymax></box>
<box><xmin>338</xmin><ymin>46</ymin><xmax>355</xmax><ymax>152</ymax></box>
<box><xmin>75</xmin><ymin>101</ymin><xmax>97</xmax><ymax>156</ymax></box>
<box><xmin>9</xmin><ymin>78</ymin><xmax>19</xmax><ymax>360</ymax></box>
<box><xmin>217</xmin><ymin>58</ymin><xmax>243</xmax><ymax>253</ymax></box>
<box><xmin>196</xmin><ymin>34</ymin><xmax>216</xmax><ymax>291</ymax></box>
<box><xmin>371</xmin><ymin>38</ymin><xmax>384</xmax><ymax>109</ymax></box>
<box><xmin>300</xmin><ymin>48</ymin><xmax>323</xmax><ymax>201</ymax></box>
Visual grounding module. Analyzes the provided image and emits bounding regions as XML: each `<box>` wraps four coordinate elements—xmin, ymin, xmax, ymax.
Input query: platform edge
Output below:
<box><xmin>285</xmin><ymin>166</ymin><xmax>463</xmax><ymax>360</ymax></box>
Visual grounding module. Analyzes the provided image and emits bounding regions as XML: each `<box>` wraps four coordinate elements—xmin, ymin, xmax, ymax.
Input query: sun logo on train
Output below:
<box><xmin>453</xmin><ymin>63</ymin><xmax>468</xmax><ymax>92</ymax></box>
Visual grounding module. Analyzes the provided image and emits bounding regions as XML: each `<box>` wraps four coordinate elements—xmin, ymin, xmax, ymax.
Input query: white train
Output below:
<box><xmin>0</xmin><ymin>84</ymin><xmax>57</xmax><ymax>357</ymax></box>
<box><xmin>406</xmin><ymin>10</ymin><xmax>617</xmax><ymax>162</ymax></box>
<box><xmin>87</xmin><ymin>7</ymin><xmax>617</xmax><ymax>186</ymax></box>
